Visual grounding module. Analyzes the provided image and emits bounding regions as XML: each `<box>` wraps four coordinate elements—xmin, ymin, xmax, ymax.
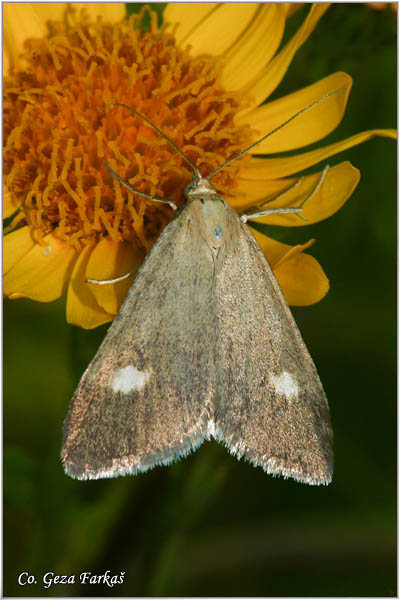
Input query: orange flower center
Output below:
<box><xmin>3</xmin><ymin>7</ymin><xmax>253</xmax><ymax>251</ymax></box>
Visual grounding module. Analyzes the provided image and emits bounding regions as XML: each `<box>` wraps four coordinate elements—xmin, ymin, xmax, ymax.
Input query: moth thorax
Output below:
<box><xmin>197</xmin><ymin>196</ymin><xmax>228</xmax><ymax>249</ymax></box>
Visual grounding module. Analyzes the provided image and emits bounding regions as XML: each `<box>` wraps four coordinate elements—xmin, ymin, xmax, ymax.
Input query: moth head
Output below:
<box><xmin>185</xmin><ymin>177</ymin><xmax>217</xmax><ymax>199</ymax></box>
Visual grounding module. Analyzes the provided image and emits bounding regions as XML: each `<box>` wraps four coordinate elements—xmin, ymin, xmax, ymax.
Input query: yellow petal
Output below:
<box><xmin>242</xmin><ymin>129</ymin><xmax>397</xmax><ymax>179</ymax></box>
<box><xmin>240</xmin><ymin>3</ymin><xmax>330</xmax><ymax>110</ymax></box>
<box><xmin>236</xmin><ymin>161</ymin><xmax>360</xmax><ymax>226</ymax></box>
<box><xmin>249</xmin><ymin>228</ymin><xmax>312</xmax><ymax>268</ymax></box>
<box><xmin>274</xmin><ymin>248</ymin><xmax>329</xmax><ymax>306</ymax></box>
<box><xmin>229</xmin><ymin>176</ymin><xmax>298</xmax><ymax>210</ymax></box>
<box><xmin>66</xmin><ymin>244</ymin><xmax>113</xmax><ymax>330</ymax></box>
<box><xmin>164</xmin><ymin>3</ymin><xmax>219</xmax><ymax>46</ymax></box>
<box><xmin>284</xmin><ymin>3</ymin><xmax>305</xmax><ymax>17</ymax></box>
<box><xmin>3</xmin><ymin>187</ymin><xmax>22</xmax><ymax>219</ymax></box>
<box><xmin>3</xmin><ymin>3</ymin><xmax>49</xmax><ymax>73</ymax></box>
<box><xmin>368</xmin><ymin>2</ymin><xmax>397</xmax><ymax>10</ymax></box>
<box><xmin>3</xmin><ymin>226</ymin><xmax>36</xmax><ymax>275</ymax></box>
<box><xmin>220</xmin><ymin>4</ymin><xmax>286</xmax><ymax>91</ymax></box>
<box><xmin>4</xmin><ymin>232</ymin><xmax>77</xmax><ymax>301</ymax></box>
<box><xmin>249</xmin><ymin>228</ymin><xmax>329</xmax><ymax>306</ymax></box>
<box><xmin>73</xmin><ymin>3</ymin><xmax>125</xmax><ymax>22</ymax></box>
<box><xmin>86</xmin><ymin>238</ymin><xmax>145</xmax><ymax>315</ymax></box>
<box><xmin>3</xmin><ymin>3</ymin><xmax>125</xmax><ymax>74</ymax></box>
<box><xmin>173</xmin><ymin>3</ymin><xmax>260</xmax><ymax>56</ymax></box>
<box><xmin>238</xmin><ymin>72</ymin><xmax>352</xmax><ymax>153</ymax></box>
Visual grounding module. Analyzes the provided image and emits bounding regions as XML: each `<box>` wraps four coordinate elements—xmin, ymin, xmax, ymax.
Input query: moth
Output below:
<box><xmin>62</xmin><ymin>94</ymin><xmax>341</xmax><ymax>485</ymax></box>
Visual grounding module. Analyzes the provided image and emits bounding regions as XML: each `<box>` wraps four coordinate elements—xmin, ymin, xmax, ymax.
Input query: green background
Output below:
<box><xmin>4</xmin><ymin>4</ymin><xmax>397</xmax><ymax>597</ymax></box>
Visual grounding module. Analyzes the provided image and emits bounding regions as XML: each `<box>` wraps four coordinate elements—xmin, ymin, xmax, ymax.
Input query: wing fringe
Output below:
<box><xmin>209</xmin><ymin>421</ymin><xmax>332</xmax><ymax>486</ymax></box>
<box><xmin>63</xmin><ymin>415</ymin><xmax>217</xmax><ymax>480</ymax></box>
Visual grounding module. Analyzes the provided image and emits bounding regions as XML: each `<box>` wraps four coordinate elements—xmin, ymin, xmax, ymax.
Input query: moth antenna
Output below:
<box><xmin>116</xmin><ymin>103</ymin><xmax>201</xmax><ymax>181</ymax></box>
<box><xmin>206</xmin><ymin>88</ymin><xmax>346</xmax><ymax>181</ymax></box>
<box><xmin>104</xmin><ymin>162</ymin><xmax>178</xmax><ymax>211</ymax></box>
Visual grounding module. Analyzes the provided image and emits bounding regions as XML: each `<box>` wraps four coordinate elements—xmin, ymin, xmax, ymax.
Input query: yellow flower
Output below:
<box><xmin>3</xmin><ymin>3</ymin><xmax>396</xmax><ymax>329</ymax></box>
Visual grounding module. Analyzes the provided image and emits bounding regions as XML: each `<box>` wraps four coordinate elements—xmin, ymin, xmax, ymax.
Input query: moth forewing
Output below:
<box><xmin>212</xmin><ymin>209</ymin><xmax>332</xmax><ymax>485</ymax></box>
<box><xmin>62</xmin><ymin>197</ymin><xmax>219</xmax><ymax>480</ymax></box>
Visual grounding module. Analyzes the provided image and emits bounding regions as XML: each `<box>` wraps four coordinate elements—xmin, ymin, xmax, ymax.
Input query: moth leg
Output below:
<box><xmin>86</xmin><ymin>268</ymin><xmax>138</xmax><ymax>285</ymax></box>
<box><xmin>240</xmin><ymin>164</ymin><xmax>330</xmax><ymax>223</ymax></box>
<box><xmin>240</xmin><ymin>206</ymin><xmax>304</xmax><ymax>223</ymax></box>
<box><xmin>298</xmin><ymin>163</ymin><xmax>330</xmax><ymax>209</ymax></box>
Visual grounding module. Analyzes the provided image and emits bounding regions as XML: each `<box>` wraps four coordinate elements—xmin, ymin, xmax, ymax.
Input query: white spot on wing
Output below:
<box><xmin>43</xmin><ymin>245</ymin><xmax>52</xmax><ymax>256</ymax></box>
<box><xmin>111</xmin><ymin>365</ymin><xmax>151</xmax><ymax>394</ymax></box>
<box><xmin>271</xmin><ymin>371</ymin><xmax>299</xmax><ymax>399</ymax></box>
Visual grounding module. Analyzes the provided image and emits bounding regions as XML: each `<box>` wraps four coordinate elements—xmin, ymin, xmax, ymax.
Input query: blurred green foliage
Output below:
<box><xmin>4</xmin><ymin>3</ymin><xmax>396</xmax><ymax>597</ymax></box>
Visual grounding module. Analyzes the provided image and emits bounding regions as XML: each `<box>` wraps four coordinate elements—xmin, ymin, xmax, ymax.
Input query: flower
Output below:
<box><xmin>3</xmin><ymin>3</ymin><xmax>396</xmax><ymax>329</ymax></box>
